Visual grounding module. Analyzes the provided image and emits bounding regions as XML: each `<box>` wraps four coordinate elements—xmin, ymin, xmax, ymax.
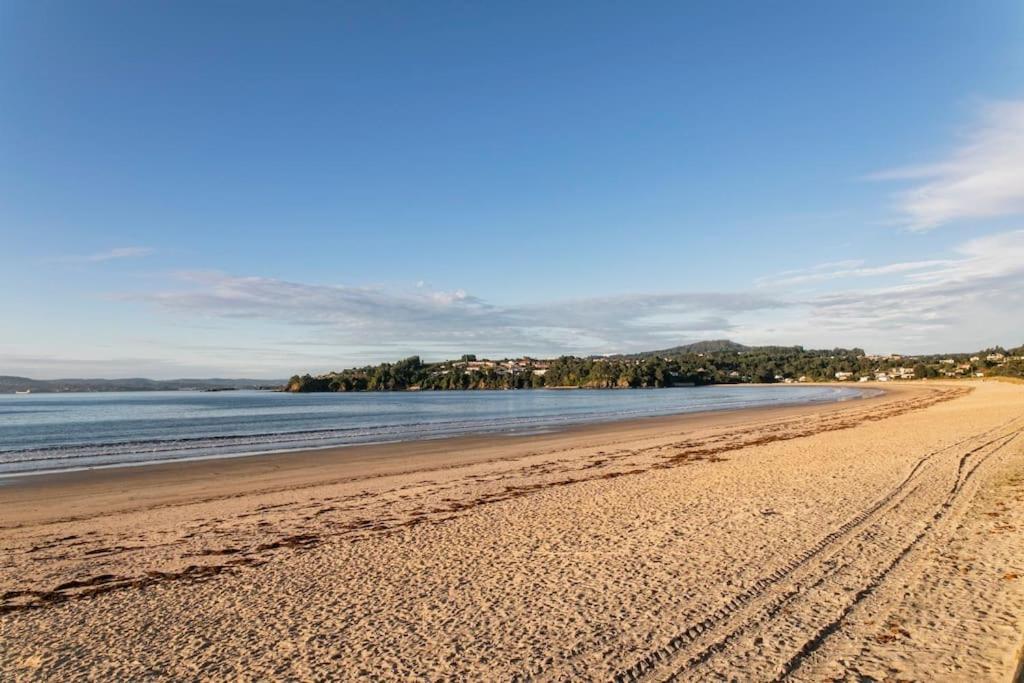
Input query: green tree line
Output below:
<box><xmin>284</xmin><ymin>343</ymin><xmax>1023</xmax><ymax>393</ymax></box>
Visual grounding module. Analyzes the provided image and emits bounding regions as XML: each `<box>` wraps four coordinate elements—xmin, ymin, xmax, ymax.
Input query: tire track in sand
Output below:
<box><xmin>597</xmin><ymin>415</ymin><xmax>1024</xmax><ymax>683</ymax></box>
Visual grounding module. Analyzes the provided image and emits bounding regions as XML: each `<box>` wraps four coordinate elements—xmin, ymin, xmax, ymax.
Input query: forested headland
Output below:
<box><xmin>286</xmin><ymin>340</ymin><xmax>1024</xmax><ymax>392</ymax></box>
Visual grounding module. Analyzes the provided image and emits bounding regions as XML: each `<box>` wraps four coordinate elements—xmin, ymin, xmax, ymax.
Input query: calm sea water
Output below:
<box><xmin>0</xmin><ymin>386</ymin><xmax>865</xmax><ymax>477</ymax></box>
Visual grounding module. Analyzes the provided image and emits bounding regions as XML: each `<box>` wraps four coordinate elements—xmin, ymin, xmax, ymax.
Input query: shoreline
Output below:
<box><xmin>0</xmin><ymin>384</ymin><xmax>888</xmax><ymax>525</ymax></box>
<box><xmin>0</xmin><ymin>383</ymin><xmax>871</xmax><ymax>483</ymax></box>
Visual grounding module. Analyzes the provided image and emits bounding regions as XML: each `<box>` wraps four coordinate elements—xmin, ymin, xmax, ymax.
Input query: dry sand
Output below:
<box><xmin>2</xmin><ymin>381</ymin><xmax>1023</xmax><ymax>681</ymax></box>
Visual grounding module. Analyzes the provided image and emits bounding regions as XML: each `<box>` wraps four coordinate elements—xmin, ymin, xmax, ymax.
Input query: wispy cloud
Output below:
<box><xmin>127</xmin><ymin>230</ymin><xmax>1024</xmax><ymax>362</ymax></box>
<box><xmin>133</xmin><ymin>272</ymin><xmax>785</xmax><ymax>359</ymax></box>
<box><xmin>57</xmin><ymin>246</ymin><xmax>156</xmax><ymax>263</ymax></box>
<box><xmin>868</xmin><ymin>100</ymin><xmax>1024</xmax><ymax>231</ymax></box>
<box><xmin>777</xmin><ymin>229</ymin><xmax>1024</xmax><ymax>348</ymax></box>
<box><xmin>756</xmin><ymin>259</ymin><xmax>953</xmax><ymax>288</ymax></box>
<box><xmin>21</xmin><ymin>229</ymin><xmax>1024</xmax><ymax>375</ymax></box>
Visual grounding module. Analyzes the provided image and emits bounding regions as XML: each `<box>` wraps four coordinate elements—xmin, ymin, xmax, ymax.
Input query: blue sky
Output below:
<box><xmin>3</xmin><ymin>2</ymin><xmax>1024</xmax><ymax>378</ymax></box>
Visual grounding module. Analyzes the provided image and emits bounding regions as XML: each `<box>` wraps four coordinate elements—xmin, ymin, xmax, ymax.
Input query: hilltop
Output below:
<box><xmin>614</xmin><ymin>339</ymin><xmax>751</xmax><ymax>357</ymax></box>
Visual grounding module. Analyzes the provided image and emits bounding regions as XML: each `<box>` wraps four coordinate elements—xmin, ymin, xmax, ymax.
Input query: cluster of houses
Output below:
<box><xmin>937</xmin><ymin>357</ymin><xmax>985</xmax><ymax>378</ymax></box>
<box><xmin>828</xmin><ymin>351</ymin><xmax>1023</xmax><ymax>382</ymax></box>
<box><xmin>447</xmin><ymin>358</ymin><xmax>551</xmax><ymax>377</ymax></box>
<box><xmin>832</xmin><ymin>367</ymin><xmax>916</xmax><ymax>383</ymax></box>
<box><xmin>935</xmin><ymin>353</ymin><xmax>1020</xmax><ymax>378</ymax></box>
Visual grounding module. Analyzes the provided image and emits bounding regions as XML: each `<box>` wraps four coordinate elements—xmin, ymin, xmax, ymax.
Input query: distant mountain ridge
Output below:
<box><xmin>0</xmin><ymin>376</ymin><xmax>284</xmax><ymax>394</ymax></box>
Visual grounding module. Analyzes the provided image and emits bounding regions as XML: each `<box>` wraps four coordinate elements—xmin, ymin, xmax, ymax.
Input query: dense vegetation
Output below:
<box><xmin>286</xmin><ymin>341</ymin><xmax>1024</xmax><ymax>392</ymax></box>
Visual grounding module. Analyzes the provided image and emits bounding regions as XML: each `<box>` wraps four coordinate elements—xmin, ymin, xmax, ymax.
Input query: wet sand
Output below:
<box><xmin>2</xmin><ymin>381</ymin><xmax>1023</xmax><ymax>680</ymax></box>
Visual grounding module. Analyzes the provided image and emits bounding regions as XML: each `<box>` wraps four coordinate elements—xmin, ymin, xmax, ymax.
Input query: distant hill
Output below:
<box><xmin>0</xmin><ymin>376</ymin><xmax>285</xmax><ymax>394</ymax></box>
<box><xmin>651</xmin><ymin>339</ymin><xmax>751</xmax><ymax>355</ymax></box>
<box><xmin>610</xmin><ymin>339</ymin><xmax>753</xmax><ymax>358</ymax></box>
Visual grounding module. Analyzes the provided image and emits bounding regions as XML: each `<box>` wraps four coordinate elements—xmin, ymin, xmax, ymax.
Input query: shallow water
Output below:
<box><xmin>0</xmin><ymin>385</ymin><xmax>864</xmax><ymax>476</ymax></box>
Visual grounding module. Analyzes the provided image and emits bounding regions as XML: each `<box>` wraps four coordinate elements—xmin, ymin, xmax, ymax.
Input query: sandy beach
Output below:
<box><xmin>2</xmin><ymin>381</ymin><xmax>1024</xmax><ymax>680</ymax></box>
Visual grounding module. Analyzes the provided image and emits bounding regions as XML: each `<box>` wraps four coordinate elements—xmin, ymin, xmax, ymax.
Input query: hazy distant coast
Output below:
<box><xmin>0</xmin><ymin>376</ymin><xmax>284</xmax><ymax>394</ymax></box>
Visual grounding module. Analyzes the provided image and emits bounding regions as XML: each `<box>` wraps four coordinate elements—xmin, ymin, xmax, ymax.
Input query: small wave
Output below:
<box><xmin>0</xmin><ymin>386</ymin><xmax>864</xmax><ymax>476</ymax></box>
